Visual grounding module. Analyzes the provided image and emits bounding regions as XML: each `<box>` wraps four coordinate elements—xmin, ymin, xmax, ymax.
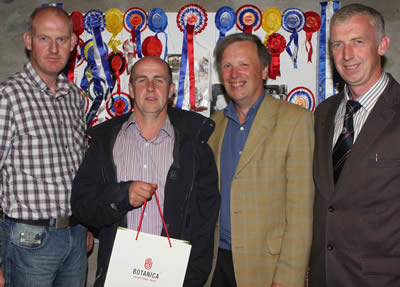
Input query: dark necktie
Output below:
<box><xmin>332</xmin><ymin>100</ymin><xmax>362</xmax><ymax>184</ymax></box>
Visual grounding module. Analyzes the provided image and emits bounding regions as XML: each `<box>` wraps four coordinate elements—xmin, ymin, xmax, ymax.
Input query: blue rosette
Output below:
<box><xmin>83</xmin><ymin>9</ymin><xmax>106</xmax><ymax>33</ymax></box>
<box><xmin>148</xmin><ymin>8</ymin><xmax>168</xmax><ymax>60</ymax></box>
<box><xmin>282</xmin><ymin>8</ymin><xmax>305</xmax><ymax>69</ymax></box>
<box><xmin>215</xmin><ymin>6</ymin><xmax>235</xmax><ymax>43</ymax></box>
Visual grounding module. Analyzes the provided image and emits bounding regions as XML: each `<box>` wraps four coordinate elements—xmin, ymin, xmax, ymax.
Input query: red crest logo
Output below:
<box><xmin>144</xmin><ymin>258</ymin><xmax>153</xmax><ymax>270</ymax></box>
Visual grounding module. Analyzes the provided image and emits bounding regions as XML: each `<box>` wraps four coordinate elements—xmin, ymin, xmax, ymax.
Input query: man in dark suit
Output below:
<box><xmin>309</xmin><ymin>3</ymin><xmax>400</xmax><ymax>286</ymax></box>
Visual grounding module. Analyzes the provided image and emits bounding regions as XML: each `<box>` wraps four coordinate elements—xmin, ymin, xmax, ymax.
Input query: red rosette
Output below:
<box><xmin>303</xmin><ymin>11</ymin><xmax>321</xmax><ymax>33</ymax></box>
<box><xmin>304</xmin><ymin>11</ymin><xmax>321</xmax><ymax>63</ymax></box>
<box><xmin>68</xmin><ymin>11</ymin><xmax>84</xmax><ymax>82</ymax></box>
<box><xmin>142</xmin><ymin>36</ymin><xmax>163</xmax><ymax>57</ymax></box>
<box><xmin>176</xmin><ymin>4</ymin><xmax>208</xmax><ymax>35</ymax></box>
<box><xmin>266</xmin><ymin>33</ymin><xmax>286</xmax><ymax>80</ymax></box>
<box><xmin>71</xmin><ymin>11</ymin><xmax>84</xmax><ymax>37</ymax></box>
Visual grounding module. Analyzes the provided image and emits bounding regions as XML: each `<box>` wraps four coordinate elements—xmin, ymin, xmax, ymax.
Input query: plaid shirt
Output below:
<box><xmin>0</xmin><ymin>62</ymin><xmax>87</xmax><ymax>220</ymax></box>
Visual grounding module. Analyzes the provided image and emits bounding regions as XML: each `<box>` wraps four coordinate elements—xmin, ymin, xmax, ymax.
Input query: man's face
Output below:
<box><xmin>220</xmin><ymin>41</ymin><xmax>268</xmax><ymax>109</ymax></box>
<box><xmin>24</xmin><ymin>10</ymin><xmax>76</xmax><ymax>82</ymax></box>
<box><xmin>330</xmin><ymin>14</ymin><xmax>390</xmax><ymax>97</ymax></box>
<box><xmin>129</xmin><ymin>57</ymin><xmax>175</xmax><ymax>119</ymax></box>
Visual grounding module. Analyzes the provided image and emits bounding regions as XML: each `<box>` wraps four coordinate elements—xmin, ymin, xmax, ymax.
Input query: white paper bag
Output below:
<box><xmin>105</xmin><ymin>227</ymin><xmax>192</xmax><ymax>287</ymax></box>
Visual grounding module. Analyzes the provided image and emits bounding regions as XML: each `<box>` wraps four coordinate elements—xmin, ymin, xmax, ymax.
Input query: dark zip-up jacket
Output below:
<box><xmin>71</xmin><ymin>107</ymin><xmax>220</xmax><ymax>286</ymax></box>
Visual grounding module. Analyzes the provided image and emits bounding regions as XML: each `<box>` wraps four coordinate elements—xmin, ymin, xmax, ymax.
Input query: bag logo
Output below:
<box><xmin>144</xmin><ymin>258</ymin><xmax>153</xmax><ymax>270</ymax></box>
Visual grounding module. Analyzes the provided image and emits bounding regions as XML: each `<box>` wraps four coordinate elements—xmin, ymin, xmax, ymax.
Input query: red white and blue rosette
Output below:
<box><xmin>176</xmin><ymin>4</ymin><xmax>207</xmax><ymax>111</ymax></box>
<box><xmin>215</xmin><ymin>6</ymin><xmax>235</xmax><ymax>43</ymax></box>
<box><xmin>146</xmin><ymin>8</ymin><xmax>168</xmax><ymax>60</ymax></box>
<box><xmin>176</xmin><ymin>4</ymin><xmax>208</xmax><ymax>35</ymax></box>
<box><xmin>282</xmin><ymin>8</ymin><xmax>305</xmax><ymax>69</ymax></box>
<box><xmin>123</xmin><ymin>8</ymin><xmax>147</xmax><ymax>58</ymax></box>
<box><xmin>106</xmin><ymin>92</ymin><xmax>132</xmax><ymax>118</ymax></box>
<box><xmin>236</xmin><ymin>5</ymin><xmax>262</xmax><ymax>34</ymax></box>
<box><xmin>286</xmin><ymin>86</ymin><xmax>315</xmax><ymax>111</ymax></box>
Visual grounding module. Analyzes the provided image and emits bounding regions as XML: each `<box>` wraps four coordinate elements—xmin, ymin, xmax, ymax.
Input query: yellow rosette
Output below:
<box><xmin>105</xmin><ymin>8</ymin><xmax>124</xmax><ymax>53</ymax></box>
<box><xmin>262</xmin><ymin>8</ymin><xmax>282</xmax><ymax>45</ymax></box>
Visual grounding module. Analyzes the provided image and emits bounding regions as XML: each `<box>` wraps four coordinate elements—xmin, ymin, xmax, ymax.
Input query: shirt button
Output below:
<box><xmin>328</xmin><ymin>206</ymin><xmax>335</xmax><ymax>212</ymax></box>
<box><xmin>144</xmin><ymin>164</ymin><xmax>147</xmax><ymax>169</ymax></box>
<box><xmin>240</xmin><ymin>126</ymin><xmax>244</xmax><ymax>131</ymax></box>
<box><xmin>327</xmin><ymin>244</ymin><xmax>334</xmax><ymax>251</ymax></box>
<box><xmin>65</xmin><ymin>144</ymin><xmax>68</xmax><ymax>150</ymax></box>
<box><xmin>144</xmin><ymin>143</ymin><xmax>149</xmax><ymax>147</ymax></box>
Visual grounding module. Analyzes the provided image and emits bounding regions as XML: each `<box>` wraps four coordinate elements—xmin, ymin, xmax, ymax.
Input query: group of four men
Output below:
<box><xmin>1</xmin><ymin>3</ymin><xmax>399</xmax><ymax>287</ymax></box>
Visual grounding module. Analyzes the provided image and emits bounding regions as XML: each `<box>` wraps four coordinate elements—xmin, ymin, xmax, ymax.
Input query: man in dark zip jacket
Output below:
<box><xmin>71</xmin><ymin>56</ymin><xmax>220</xmax><ymax>287</ymax></box>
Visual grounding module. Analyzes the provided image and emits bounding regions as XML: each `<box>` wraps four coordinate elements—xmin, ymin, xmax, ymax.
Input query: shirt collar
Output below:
<box><xmin>24</xmin><ymin>62</ymin><xmax>73</xmax><ymax>97</ymax></box>
<box><xmin>344</xmin><ymin>72</ymin><xmax>389</xmax><ymax>112</ymax></box>
<box><xmin>124</xmin><ymin>112</ymin><xmax>174</xmax><ymax>140</ymax></box>
<box><xmin>224</xmin><ymin>91</ymin><xmax>265</xmax><ymax>123</ymax></box>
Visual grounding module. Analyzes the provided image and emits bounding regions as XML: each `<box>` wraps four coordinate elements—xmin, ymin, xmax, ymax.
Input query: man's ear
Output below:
<box><xmin>128</xmin><ymin>82</ymin><xmax>135</xmax><ymax>100</ymax></box>
<box><xmin>378</xmin><ymin>35</ymin><xmax>390</xmax><ymax>56</ymax></box>
<box><xmin>24</xmin><ymin>32</ymin><xmax>33</xmax><ymax>52</ymax></box>
<box><xmin>168</xmin><ymin>82</ymin><xmax>176</xmax><ymax>100</ymax></box>
<box><xmin>70</xmin><ymin>33</ymin><xmax>77</xmax><ymax>52</ymax></box>
<box><xmin>261</xmin><ymin>65</ymin><xmax>269</xmax><ymax>81</ymax></box>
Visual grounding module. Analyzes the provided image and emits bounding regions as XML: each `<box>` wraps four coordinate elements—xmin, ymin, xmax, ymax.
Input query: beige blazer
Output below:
<box><xmin>205</xmin><ymin>95</ymin><xmax>314</xmax><ymax>287</ymax></box>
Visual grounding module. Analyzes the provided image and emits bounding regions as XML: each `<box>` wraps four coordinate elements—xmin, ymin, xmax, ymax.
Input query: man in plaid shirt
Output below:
<box><xmin>0</xmin><ymin>6</ymin><xmax>90</xmax><ymax>286</ymax></box>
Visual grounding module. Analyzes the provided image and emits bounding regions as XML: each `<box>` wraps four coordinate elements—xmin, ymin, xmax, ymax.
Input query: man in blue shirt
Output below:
<box><xmin>206</xmin><ymin>33</ymin><xmax>314</xmax><ymax>287</ymax></box>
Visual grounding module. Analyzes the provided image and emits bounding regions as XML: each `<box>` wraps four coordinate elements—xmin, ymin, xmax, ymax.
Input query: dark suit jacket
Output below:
<box><xmin>309</xmin><ymin>74</ymin><xmax>400</xmax><ymax>287</ymax></box>
<box><xmin>71</xmin><ymin>108</ymin><xmax>220</xmax><ymax>287</ymax></box>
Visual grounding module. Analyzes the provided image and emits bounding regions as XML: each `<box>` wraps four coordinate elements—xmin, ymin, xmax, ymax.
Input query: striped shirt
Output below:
<box><xmin>333</xmin><ymin>72</ymin><xmax>389</xmax><ymax>148</ymax></box>
<box><xmin>0</xmin><ymin>62</ymin><xmax>87</xmax><ymax>220</ymax></box>
<box><xmin>113</xmin><ymin>112</ymin><xmax>174</xmax><ymax>235</ymax></box>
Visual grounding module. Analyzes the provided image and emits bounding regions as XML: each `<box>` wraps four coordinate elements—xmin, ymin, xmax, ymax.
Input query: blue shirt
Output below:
<box><xmin>219</xmin><ymin>92</ymin><xmax>265</xmax><ymax>250</ymax></box>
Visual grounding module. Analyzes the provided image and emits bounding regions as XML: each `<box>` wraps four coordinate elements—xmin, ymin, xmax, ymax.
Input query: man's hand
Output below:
<box><xmin>86</xmin><ymin>231</ymin><xmax>94</xmax><ymax>253</ymax></box>
<box><xmin>0</xmin><ymin>266</ymin><xmax>5</xmax><ymax>287</ymax></box>
<box><xmin>128</xmin><ymin>181</ymin><xmax>157</xmax><ymax>207</ymax></box>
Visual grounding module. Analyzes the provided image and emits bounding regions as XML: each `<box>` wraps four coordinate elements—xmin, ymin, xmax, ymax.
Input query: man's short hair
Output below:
<box><xmin>129</xmin><ymin>56</ymin><xmax>173</xmax><ymax>85</ymax></box>
<box><xmin>213</xmin><ymin>33</ymin><xmax>272</xmax><ymax>76</ymax></box>
<box><xmin>331</xmin><ymin>3</ymin><xmax>385</xmax><ymax>42</ymax></box>
<box><xmin>26</xmin><ymin>6</ymin><xmax>72</xmax><ymax>34</ymax></box>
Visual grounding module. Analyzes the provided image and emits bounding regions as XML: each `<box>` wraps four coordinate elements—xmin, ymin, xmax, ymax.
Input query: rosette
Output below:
<box><xmin>148</xmin><ymin>8</ymin><xmax>168</xmax><ymax>60</ymax></box>
<box><xmin>303</xmin><ymin>11</ymin><xmax>321</xmax><ymax>63</ymax></box>
<box><xmin>83</xmin><ymin>9</ymin><xmax>113</xmax><ymax>94</ymax></box>
<box><xmin>124</xmin><ymin>7</ymin><xmax>148</xmax><ymax>58</ymax></box>
<box><xmin>106</xmin><ymin>92</ymin><xmax>132</xmax><ymax>118</ymax></box>
<box><xmin>286</xmin><ymin>86</ymin><xmax>315</xmax><ymax>111</ymax></box>
<box><xmin>215</xmin><ymin>6</ymin><xmax>235</xmax><ymax>43</ymax></box>
<box><xmin>68</xmin><ymin>11</ymin><xmax>84</xmax><ymax>83</ymax></box>
<box><xmin>142</xmin><ymin>36</ymin><xmax>163</xmax><ymax>57</ymax></box>
<box><xmin>266</xmin><ymin>33</ymin><xmax>286</xmax><ymax>80</ymax></box>
<box><xmin>236</xmin><ymin>5</ymin><xmax>262</xmax><ymax>34</ymax></box>
<box><xmin>108</xmin><ymin>51</ymin><xmax>126</xmax><ymax>96</ymax></box>
<box><xmin>105</xmin><ymin>8</ymin><xmax>124</xmax><ymax>53</ymax></box>
<box><xmin>282</xmin><ymin>8</ymin><xmax>305</xmax><ymax>68</ymax></box>
<box><xmin>262</xmin><ymin>8</ymin><xmax>281</xmax><ymax>45</ymax></box>
<box><xmin>176</xmin><ymin>4</ymin><xmax>208</xmax><ymax>111</ymax></box>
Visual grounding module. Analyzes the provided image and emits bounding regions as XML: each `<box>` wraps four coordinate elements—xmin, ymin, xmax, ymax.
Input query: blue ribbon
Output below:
<box><xmin>177</xmin><ymin>28</ymin><xmax>188</xmax><ymax>109</ymax></box>
<box><xmin>135</xmin><ymin>27</ymin><xmax>143</xmax><ymax>58</ymax></box>
<box><xmin>92</xmin><ymin>25</ymin><xmax>114</xmax><ymax>92</ymax></box>
<box><xmin>285</xmin><ymin>29</ymin><xmax>299</xmax><ymax>68</ymax></box>
<box><xmin>318</xmin><ymin>1</ymin><xmax>340</xmax><ymax>104</ymax></box>
<box><xmin>41</xmin><ymin>3</ymin><xmax>63</xmax><ymax>8</ymax></box>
